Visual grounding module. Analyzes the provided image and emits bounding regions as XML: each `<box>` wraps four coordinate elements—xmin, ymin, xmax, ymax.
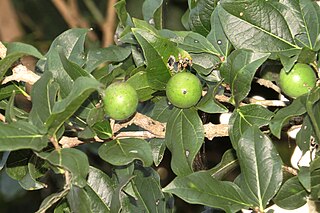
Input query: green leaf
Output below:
<box><xmin>188</xmin><ymin>0</ymin><xmax>217</xmax><ymax>36</ymax></box>
<box><xmin>219</xmin><ymin>0</ymin><xmax>300</xmax><ymax>54</ymax></box>
<box><xmin>86</xmin><ymin>167</ymin><xmax>115</xmax><ymax>208</ymax></box>
<box><xmin>273</xmin><ymin>176</ymin><xmax>308</xmax><ymax>210</ymax></box>
<box><xmin>0</xmin><ymin>121</ymin><xmax>48</xmax><ymax>151</ymax></box>
<box><xmin>221</xmin><ymin>49</ymin><xmax>270</xmax><ymax>106</ymax></box>
<box><xmin>237</xmin><ymin>126</ymin><xmax>283</xmax><ymax>210</ymax></box>
<box><xmin>110</xmin><ymin>175</ymin><xmax>135</xmax><ymax>213</ymax></box>
<box><xmin>92</xmin><ymin>120</ymin><xmax>112</xmax><ymax>140</ymax></box>
<box><xmin>172</xmin><ymin>31</ymin><xmax>219</xmax><ymax>55</ymax></box>
<box><xmin>37</xmin><ymin>188</ymin><xmax>70</xmax><ymax>213</ymax></box>
<box><xmin>149</xmin><ymin>97</ymin><xmax>174</xmax><ymax>123</ymax></box>
<box><xmin>311</xmin><ymin>169</ymin><xmax>320</xmax><ymax>199</ymax></box>
<box><xmin>207</xmin><ymin>6</ymin><xmax>233</xmax><ymax>57</ymax></box>
<box><xmin>59</xmin><ymin>53</ymin><xmax>92</xmax><ymax>80</ymax></box>
<box><xmin>85</xmin><ymin>46</ymin><xmax>132</xmax><ymax>73</ymax></box>
<box><xmin>165</xmin><ymin>108</ymin><xmax>204</xmax><ymax>176</ymax></box>
<box><xmin>229</xmin><ymin>104</ymin><xmax>273</xmax><ymax>149</ymax></box>
<box><xmin>37</xmin><ymin>28</ymin><xmax>89</xmax><ymax>97</ymax></box>
<box><xmin>29</xmin><ymin>71</ymin><xmax>59</xmax><ymax>131</ymax></box>
<box><xmin>298</xmin><ymin>166</ymin><xmax>311</xmax><ymax>192</ymax></box>
<box><xmin>132</xmin><ymin>22</ymin><xmax>178</xmax><ymax>90</ymax></box>
<box><xmin>191</xmin><ymin>53</ymin><xmax>221</xmax><ymax>76</ymax></box>
<box><xmin>150</xmin><ymin>138</ymin><xmax>166</xmax><ymax>167</ymax></box>
<box><xmin>5</xmin><ymin>42</ymin><xmax>44</xmax><ymax>59</ymax></box>
<box><xmin>98</xmin><ymin>138</ymin><xmax>153</xmax><ymax>167</ymax></box>
<box><xmin>270</xmin><ymin>95</ymin><xmax>307</xmax><ymax>139</ymax></box>
<box><xmin>54</xmin><ymin>200</ymin><xmax>71</xmax><ymax>213</ymax></box>
<box><xmin>208</xmin><ymin>149</ymin><xmax>238</xmax><ymax>180</ymax></box>
<box><xmin>129</xmin><ymin>167</ymin><xmax>167</xmax><ymax>212</ymax></box>
<box><xmin>142</xmin><ymin>0</ymin><xmax>163</xmax><ymax>30</ymax></box>
<box><xmin>68</xmin><ymin>167</ymin><xmax>114</xmax><ymax>213</ymax></box>
<box><xmin>0</xmin><ymin>100</ymin><xmax>28</xmax><ymax>120</ymax></box>
<box><xmin>285</xmin><ymin>0</ymin><xmax>320</xmax><ymax>50</ymax></box>
<box><xmin>114</xmin><ymin>0</ymin><xmax>132</xmax><ymax>27</ymax></box>
<box><xmin>19</xmin><ymin>172</ymin><xmax>46</xmax><ymax>190</ymax></box>
<box><xmin>0</xmin><ymin>53</ymin><xmax>24</xmax><ymax>81</ymax></box>
<box><xmin>163</xmin><ymin>171</ymin><xmax>251</xmax><ymax>212</ymax></box>
<box><xmin>296</xmin><ymin>116</ymin><xmax>314</xmax><ymax>153</ymax></box>
<box><xmin>196</xmin><ymin>83</ymin><xmax>228</xmax><ymax>113</ymax></box>
<box><xmin>45</xmin><ymin>77</ymin><xmax>101</xmax><ymax>135</ymax></box>
<box><xmin>38</xmin><ymin>148</ymin><xmax>89</xmax><ymax>187</ymax></box>
<box><xmin>5</xmin><ymin>91</ymin><xmax>17</xmax><ymax>123</ymax></box>
<box><xmin>127</xmin><ymin>71</ymin><xmax>156</xmax><ymax>101</ymax></box>
<box><xmin>6</xmin><ymin>150</ymin><xmax>30</xmax><ymax>180</ymax></box>
<box><xmin>0</xmin><ymin>84</ymin><xmax>22</xmax><ymax>100</ymax></box>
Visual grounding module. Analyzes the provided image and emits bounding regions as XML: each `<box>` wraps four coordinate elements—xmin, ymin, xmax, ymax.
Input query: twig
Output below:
<box><xmin>2</xmin><ymin>64</ymin><xmax>40</xmax><ymax>85</ymax></box>
<box><xmin>282</xmin><ymin>165</ymin><xmax>298</xmax><ymax>176</ymax></box>
<box><xmin>51</xmin><ymin>0</ymin><xmax>98</xmax><ymax>41</ymax></box>
<box><xmin>204</xmin><ymin>123</ymin><xmax>229</xmax><ymax>140</ymax></box>
<box><xmin>102</xmin><ymin>0</ymin><xmax>117</xmax><ymax>47</ymax></box>
<box><xmin>254</xmin><ymin>77</ymin><xmax>281</xmax><ymax>94</ymax></box>
<box><xmin>0</xmin><ymin>41</ymin><xmax>6</xmax><ymax>58</ymax></box>
<box><xmin>50</xmin><ymin>136</ymin><xmax>61</xmax><ymax>150</ymax></box>
<box><xmin>0</xmin><ymin>113</ymin><xmax>5</xmax><ymax>122</ymax></box>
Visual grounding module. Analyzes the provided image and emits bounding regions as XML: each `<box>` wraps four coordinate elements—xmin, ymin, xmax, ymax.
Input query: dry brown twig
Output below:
<box><xmin>51</xmin><ymin>0</ymin><xmax>98</xmax><ymax>41</ymax></box>
<box><xmin>102</xmin><ymin>0</ymin><xmax>118</xmax><ymax>47</ymax></box>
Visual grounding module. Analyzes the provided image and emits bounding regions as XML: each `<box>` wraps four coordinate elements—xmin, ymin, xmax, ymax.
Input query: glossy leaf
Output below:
<box><xmin>132</xmin><ymin>20</ymin><xmax>179</xmax><ymax>90</ymax></box>
<box><xmin>0</xmin><ymin>121</ymin><xmax>48</xmax><ymax>151</ymax></box>
<box><xmin>296</xmin><ymin>116</ymin><xmax>314</xmax><ymax>153</ymax></box>
<box><xmin>114</xmin><ymin>0</ymin><xmax>132</xmax><ymax>27</ymax></box>
<box><xmin>85</xmin><ymin>46</ymin><xmax>131</xmax><ymax>73</ymax></box>
<box><xmin>37</xmin><ymin>148</ymin><xmax>89</xmax><ymax>187</ymax></box>
<box><xmin>273</xmin><ymin>176</ymin><xmax>308</xmax><ymax>210</ymax></box>
<box><xmin>283</xmin><ymin>0</ymin><xmax>320</xmax><ymax>50</ymax></box>
<box><xmin>237</xmin><ymin>126</ymin><xmax>283</xmax><ymax>210</ymax></box>
<box><xmin>220</xmin><ymin>49</ymin><xmax>270</xmax><ymax>105</ymax></box>
<box><xmin>38</xmin><ymin>188</ymin><xmax>70</xmax><ymax>213</ymax></box>
<box><xmin>165</xmin><ymin>108</ymin><xmax>204</xmax><ymax>176</ymax></box>
<box><xmin>311</xmin><ymin>169</ymin><xmax>320</xmax><ymax>199</ymax></box>
<box><xmin>36</xmin><ymin>29</ymin><xmax>89</xmax><ymax>97</ymax></box>
<box><xmin>129</xmin><ymin>167</ymin><xmax>167</xmax><ymax>212</ymax></box>
<box><xmin>173</xmin><ymin>31</ymin><xmax>219</xmax><ymax>55</ymax></box>
<box><xmin>45</xmin><ymin>77</ymin><xmax>101</xmax><ymax>135</ymax></box>
<box><xmin>196</xmin><ymin>83</ymin><xmax>228</xmax><ymax>114</ymax></box>
<box><xmin>59</xmin><ymin>53</ymin><xmax>92</xmax><ymax>80</ymax></box>
<box><xmin>150</xmin><ymin>138</ymin><xmax>166</xmax><ymax>167</ymax></box>
<box><xmin>149</xmin><ymin>97</ymin><xmax>174</xmax><ymax>123</ymax></box>
<box><xmin>208</xmin><ymin>149</ymin><xmax>238</xmax><ymax>180</ymax></box>
<box><xmin>92</xmin><ymin>120</ymin><xmax>112</xmax><ymax>140</ymax></box>
<box><xmin>191</xmin><ymin>53</ymin><xmax>221</xmax><ymax>76</ymax></box>
<box><xmin>207</xmin><ymin>6</ymin><xmax>233</xmax><ymax>57</ymax></box>
<box><xmin>229</xmin><ymin>104</ymin><xmax>273</xmax><ymax>149</ymax></box>
<box><xmin>5</xmin><ymin>42</ymin><xmax>43</xmax><ymax>59</ymax></box>
<box><xmin>127</xmin><ymin>71</ymin><xmax>156</xmax><ymax>101</ymax></box>
<box><xmin>6</xmin><ymin>150</ymin><xmax>30</xmax><ymax>180</ymax></box>
<box><xmin>0</xmin><ymin>53</ymin><xmax>25</xmax><ymax>80</ymax></box>
<box><xmin>270</xmin><ymin>95</ymin><xmax>307</xmax><ymax>138</ymax></box>
<box><xmin>68</xmin><ymin>167</ymin><xmax>114</xmax><ymax>213</ymax></box>
<box><xmin>163</xmin><ymin>171</ymin><xmax>251</xmax><ymax>212</ymax></box>
<box><xmin>219</xmin><ymin>0</ymin><xmax>300</xmax><ymax>54</ymax></box>
<box><xmin>98</xmin><ymin>138</ymin><xmax>153</xmax><ymax>167</ymax></box>
<box><xmin>188</xmin><ymin>0</ymin><xmax>216</xmax><ymax>36</ymax></box>
<box><xmin>5</xmin><ymin>91</ymin><xmax>16</xmax><ymax>123</ymax></box>
<box><xmin>0</xmin><ymin>84</ymin><xmax>22</xmax><ymax>100</ymax></box>
<box><xmin>298</xmin><ymin>166</ymin><xmax>311</xmax><ymax>192</ymax></box>
<box><xmin>29</xmin><ymin>71</ymin><xmax>59</xmax><ymax>131</ymax></box>
<box><xmin>142</xmin><ymin>0</ymin><xmax>163</xmax><ymax>29</ymax></box>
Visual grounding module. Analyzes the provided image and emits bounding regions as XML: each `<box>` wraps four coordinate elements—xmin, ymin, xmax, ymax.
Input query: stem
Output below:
<box><xmin>50</xmin><ymin>136</ymin><xmax>61</xmax><ymax>150</ymax></box>
<box><xmin>83</xmin><ymin>0</ymin><xmax>104</xmax><ymax>25</ymax></box>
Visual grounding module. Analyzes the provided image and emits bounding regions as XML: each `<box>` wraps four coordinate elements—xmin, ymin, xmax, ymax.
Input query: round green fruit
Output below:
<box><xmin>279</xmin><ymin>63</ymin><xmax>317</xmax><ymax>99</ymax></box>
<box><xmin>166</xmin><ymin>72</ymin><xmax>202</xmax><ymax>108</ymax></box>
<box><xmin>103</xmin><ymin>82</ymin><xmax>138</xmax><ymax>120</ymax></box>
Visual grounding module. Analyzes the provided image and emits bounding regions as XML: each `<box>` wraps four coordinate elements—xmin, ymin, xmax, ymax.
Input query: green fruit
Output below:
<box><xmin>103</xmin><ymin>82</ymin><xmax>138</xmax><ymax>120</ymax></box>
<box><xmin>166</xmin><ymin>72</ymin><xmax>202</xmax><ymax>108</ymax></box>
<box><xmin>279</xmin><ymin>63</ymin><xmax>317</xmax><ymax>98</ymax></box>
